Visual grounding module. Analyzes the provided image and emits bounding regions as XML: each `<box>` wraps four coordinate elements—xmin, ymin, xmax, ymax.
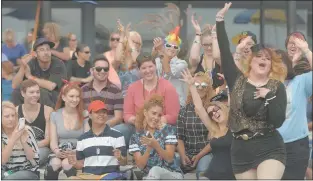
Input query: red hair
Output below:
<box><xmin>55</xmin><ymin>83</ymin><xmax>84</xmax><ymax>129</ymax></box>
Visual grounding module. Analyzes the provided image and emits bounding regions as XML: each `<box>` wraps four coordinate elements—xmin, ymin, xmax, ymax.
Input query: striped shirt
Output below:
<box><xmin>81</xmin><ymin>81</ymin><xmax>123</xmax><ymax>119</ymax></box>
<box><xmin>76</xmin><ymin>125</ymin><xmax>126</xmax><ymax>175</ymax></box>
<box><xmin>1</xmin><ymin>126</ymin><xmax>39</xmax><ymax>173</ymax></box>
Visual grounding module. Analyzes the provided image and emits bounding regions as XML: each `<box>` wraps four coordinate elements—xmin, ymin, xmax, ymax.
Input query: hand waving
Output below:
<box><xmin>180</xmin><ymin>69</ymin><xmax>195</xmax><ymax>86</ymax></box>
<box><xmin>216</xmin><ymin>2</ymin><xmax>232</xmax><ymax>19</ymax></box>
<box><xmin>191</xmin><ymin>13</ymin><xmax>202</xmax><ymax>34</ymax></box>
<box><xmin>117</xmin><ymin>19</ymin><xmax>131</xmax><ymax>38</ymax></box>
<box><xmin>153</xmin><ymin>37</ymin><xmax>164</xmax><ymax>52</ymax></box>
<box><xmin>236</xmin><ymin>36</ymin><xmax>252</xmax><ymax>53</ymax></box>
<box><xmin>294</xmin><ymin>38</ymin><xmax>309</xmax><ymax>52</ymax></box>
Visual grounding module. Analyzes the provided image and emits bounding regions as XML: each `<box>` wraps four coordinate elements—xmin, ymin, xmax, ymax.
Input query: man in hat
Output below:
<box><xmin>11</xmin><ymin>38</ymin><xmax>67</xmax><ymax>107</ymax></box>
<box><xmin>67</xmin><ymin>100</ymin><xmax>127</xmax><ymax>179</ymax></box>
<box><xmin>152</xmin><ymin>26</ymin><xmax>188</xmax><ymax>107</ymax></box>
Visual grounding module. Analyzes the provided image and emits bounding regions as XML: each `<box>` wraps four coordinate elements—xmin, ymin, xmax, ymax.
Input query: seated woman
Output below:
<box><xmin>2</xmin><ymin>101</ymin><xmax>40</xmax><ymax>180</ymax></box>
<box><xmin>176</xmin><ymin>72</ymin><xmax>215</xmax><ymax>177</ymax></box>
<box><xmin>44</xmin><ymin>82</ymin><xmax>90</xmax><ymax>180</ymax></box>
<box><xmin>66</xmin><ymin>44</ymin><xmax>93</xmax><ymax>84</ymax></box>
<box><xmin>16</xmin><ymin>80</ymin><xmax>54</xmax><ymax>166</ymax></box>
<box><xmin>129</xmin><ymin>95</ymin><xmax>183</xmax><ymax>180</ymax></box>
<box><xmin>181</xmin><ymin>69</ymin><xmax>235</xmax><ymax>180</ymax></box>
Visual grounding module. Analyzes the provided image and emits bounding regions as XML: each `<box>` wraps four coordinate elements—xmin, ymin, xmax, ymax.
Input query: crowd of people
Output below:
<box><xmin>1</xmin><ymin>2</ymin><xmax>312</xmax><ymax>180</ymax></box>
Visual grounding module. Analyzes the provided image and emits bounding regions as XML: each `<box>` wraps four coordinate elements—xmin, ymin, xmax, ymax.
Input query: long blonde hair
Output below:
<box><xmin>43</xmin><ymin>22</ymin><xmax>61</xmax><ymax>42</ymax></box>
<box><xmin>242</xmin><ymin>48</ymin><xmax>287</xmax><ymax>82</ymax></box>
<box><xmin>206</xmin><ymin>101</ymin><xmax>229</xmax><ymax>139</ymax></box>
<box><xmin>185</xmin><ymin>72</ymin><xmax>216</xmax><ymax>109</ymax></box>
<box><xmin>135</xmin><ymin>95</ymin><xmax>164</xmax><ymax>131</ymax></box>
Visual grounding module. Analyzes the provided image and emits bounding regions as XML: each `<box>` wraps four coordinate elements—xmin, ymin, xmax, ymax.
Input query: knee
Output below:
<box><xmin>196</xmin><ymin>154</ymin><xmax>212</xmax><ymax>172</ymax></box>
<box><xmin>149</xmin><ymin>166</ymin><xmax>163</xmax><ymax>175</ymax></box>
<box><xmin>62</xmin><ymin>159</ymin><xmax>73</xmax><ymax>170</ymax></box>
<box><xmin>50</xmin><ymin>158</ymin><xmax>62</xmax><ymax>171</ymax></box>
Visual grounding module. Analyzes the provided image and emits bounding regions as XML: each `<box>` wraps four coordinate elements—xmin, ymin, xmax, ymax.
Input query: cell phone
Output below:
<box><xmin>146</xmin><ymin>131</ymin><xmax>152</xmax><ymax>138</ymax></box>
<box><xmin>18</xmin><ymin>118</ymin><xmax>25</xmax><ymax>131</ymax></box>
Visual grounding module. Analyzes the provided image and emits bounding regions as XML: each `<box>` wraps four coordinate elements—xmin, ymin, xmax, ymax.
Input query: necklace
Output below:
<box><xmin>142</xmin><ymin>78</ymin><xmax>159</xmax><ymax>101</ymax></box>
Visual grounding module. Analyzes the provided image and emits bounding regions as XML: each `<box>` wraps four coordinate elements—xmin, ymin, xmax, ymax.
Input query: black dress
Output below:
<box><xmin>216</xmin><ymin>20</ymin><xmax>287</xmax><ymax>174</ymax></box>
<box><xmin>204</xmin><ymin>130</ymin><xmax>235</xmax><ymax>180</ymax></box>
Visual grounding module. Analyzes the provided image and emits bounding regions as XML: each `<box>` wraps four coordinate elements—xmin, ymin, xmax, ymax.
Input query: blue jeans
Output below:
<box><xmin>113</xmin><ymin>123</ymin><xmax>136</xmax><ymax>148</ymax></box>
<box><xmin>196</xmin><ymin>154</ymin><xmax>213</xmax><ymax>178</ymax></box>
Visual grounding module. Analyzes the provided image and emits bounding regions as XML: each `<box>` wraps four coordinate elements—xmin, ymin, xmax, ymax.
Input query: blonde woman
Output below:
<box><xmin>43</xmin><ymin>22</ymin><xmax>71</xmax><ymax>62</ymax></box>
<box><xmin>63</xmin><ymin>32</ymin><xmax>78</xmax><ymax>59</ymax></box>
<box><xmin>115</xmin><ymin>20</ymin><xmax>141</xmax><ymax>97</ymax></box>
<box><xmin>129</xmin><ymin>95</ymin><xmax>183</xmax><ymax>180</ymax></box>
<box><xmin>2</xmin><ymin>101</ymin><xmax>39</xmax><ymax>180</ymax></box>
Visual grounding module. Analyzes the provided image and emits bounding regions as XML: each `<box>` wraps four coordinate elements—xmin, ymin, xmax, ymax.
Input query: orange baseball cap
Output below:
<box><xmin>88</xmin><ymin>100</ymin><xmax>107</xmax><ymax>113</ymax></box>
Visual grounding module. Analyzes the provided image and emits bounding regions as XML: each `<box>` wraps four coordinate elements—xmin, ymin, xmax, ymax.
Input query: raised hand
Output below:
<box><xmin>294</xmin><ymin>38</ymin><xmax>309</xmax><ymax>52</ymax></box>
<box><xmin>236</xmin><ymin>36</ymin><xmax>252</xmax><ymax>53</ymax></box>
<box><xmin>216</xmin><ymin>2</ymin><xmax>232</xmax><ymax>19</ymax></box>
<box><xmin>191</xmin><ymin>13</ymin><xmax>201</xmax><ymax>34</ymax></box>
<box><xmin>153</xmin><ymin>37</ymin><xmax>164</xmax><ymax>52</ymax></box>
<box><xmin>180</xmin><ymin>69</ymin><xmax>195</xmax><ymax>86</ymax></box>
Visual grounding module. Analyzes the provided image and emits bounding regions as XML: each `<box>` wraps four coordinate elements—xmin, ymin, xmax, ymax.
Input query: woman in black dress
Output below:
<box><xmin>181</xmin><ymin>70</ymin><xmax>235</xmax><ymax>180</ymax></box>
<box><xmin>215</xmin><ymin>2</ymin><xmax>288</xmax><ymax>179</ymax></box>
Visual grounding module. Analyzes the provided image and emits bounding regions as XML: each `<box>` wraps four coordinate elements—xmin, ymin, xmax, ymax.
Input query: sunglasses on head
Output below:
<box><xmin>94</xmin><ymin>67</ymin><xmax>109</xmax><ymax>72</ymax></box>
<box><xmin>165</xmin><ymin>44</ymin><xmax>179</xmax><ymax>50</ymax></box>
<box><xmin>208</xmin><ymin>106</ymin><xmax>221</xmax><ymax>119</ymax></box>
<box><xmin>111</xmin><ymin>38</ymin><xmax>120</xmax><ymax>42</ymax></box>
<box><xmin>194</xmin><ymin>82</ymin><xmax>209</xmax><ymax>89</ymax></box>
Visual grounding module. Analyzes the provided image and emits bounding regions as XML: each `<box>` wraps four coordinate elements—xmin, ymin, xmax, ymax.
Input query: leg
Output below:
<box><xmin>3</xmin><ymin>170</ymin><xmax>39</xmax><ymax>180</ymax></box>
<box><xmin>113</xmin><ymin>123</ymin><xmax>136</xmax><ymax>148</ymax></box>
<box><xmin>39</xmin><ymin>147</ymin><xmax>51</xmax><ymax>167</ymax></box>
<box><xmin>44</xmin><ymin>157</ymin><xmax>62</xmax><ymax>180</ymax></box>
<box><xmin>235</xmin><ymin>169</ymin><xmax>257</xmax><ymax>180</ymax></box>
<box><xmin>257</xmin><ymin>159</ymin><xmax>285</xmax><ymax>179</ymax></box>
<box><xmin>196</xmin><ymin>154</ymin><xmax>213</xmax><ymax>179</ymax></box>
<box><xmin>146</xmin><ymin>166</ymin><xmax>183</xmax><ymax>180</ymax></box>
<box><xmin>62</xmin><ymin>158</ymin><xmax>77</xmax><ymax>177</ymax></box>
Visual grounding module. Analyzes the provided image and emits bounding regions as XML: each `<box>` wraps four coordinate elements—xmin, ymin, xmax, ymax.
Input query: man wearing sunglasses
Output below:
<box><xmin>81</xmin><ymin>55</ymin><xmax>132</xmax><ymax>148</ymax></box>
<box><xmin>152</xmin><ymin>26</ymin><xmax>188</xmax><ymax>107</ymax></box>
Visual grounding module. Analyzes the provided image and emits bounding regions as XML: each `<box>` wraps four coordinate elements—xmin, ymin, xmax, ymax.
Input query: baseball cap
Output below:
<box><xmin>232</xmin><ymin>31</ymin><xmax>257</xmax><ymax>45</ymax></box>
<box><xmin>33</xmin><ymin>38</ymin><xmax>55</xmax><ymax>51</ymax></box>
<box><xmin>88</xmin><ymin>100</ymin><xmax>107</xmax><ymax>113</ymax></box>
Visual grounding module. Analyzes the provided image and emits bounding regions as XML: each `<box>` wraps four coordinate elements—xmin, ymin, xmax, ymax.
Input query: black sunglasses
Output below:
<box><xmin>94</xmin><ymin>67</ymin><xmax>109</xmax><ymax>72</ymax></box>
<box><xmin>111</xmin><ymin>38</ymin><xmax>120</xmax><ymax>42</ymax></box>
<box><xmin>165</xmin><ymin>44</ymin><xmax>179</xmax><ymax>50</ymax></box>
<box><xmin>84</xmin><ymin>51</ymin><xmax>90</xmax><ymax>54</ymax></box>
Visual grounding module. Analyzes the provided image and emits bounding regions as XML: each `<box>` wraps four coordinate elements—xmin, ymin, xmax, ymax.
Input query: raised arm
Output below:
<box><xmin>189</xmin><ymin>14</ymin><xmax>202</xmax><ymax>69</ymax></box>
<box><xmin>216</xmin><ymin>2</ymin><xmax>241</xmax><ymax>92</ymax></box>
<box><xmin>293</xmin><ymin>38</ymin><xmax>312</xmax><ymax>68</ymax></box>
<box><xmin>211</xmin><ymin>25</ymin><xmax>222</xmax><ymax>66</ymax></box>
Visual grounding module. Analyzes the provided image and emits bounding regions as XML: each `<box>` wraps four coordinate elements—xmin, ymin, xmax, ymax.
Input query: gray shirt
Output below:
<box><xmin>155</xmin><ymin>56</ymin><xmax>188</xmax><ymax>106</ymax></box>
<box><xmin>50</xmin><ymin>108</ymin><xmax>89</xmax><ymax>147</ymax></box>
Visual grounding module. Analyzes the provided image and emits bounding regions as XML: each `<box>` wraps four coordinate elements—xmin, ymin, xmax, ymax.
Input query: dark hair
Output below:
<box><xmin>285</xmin><ymin>31</ymin><xmax>306</xmax><ymax>48</ymax></box>
<box><xmin>92</xmin><ymin>54</ymin><xmax>110</xmax><ymax>69</ymax></box>
<box><xmin>72</xmin><ymin>43</ymin><xmax>88</xmax><ymax>60</ymax></box>
<box><xmin>275</xmin><ymin>49</ymin><xmax>296</xmax><ymax>80</ymax></box>
<box><xmin>294</xmin><ymin>60</ymin><xmax>311</xmax><ymax>75</ymax></box>
<box><xmin>136</xmin><ymin>52</ymin><xmax>156</xmax><ymax>69</ymax></box>
<box><xmin>20</xmin><ymin>79</ymin><xmax>39</xmax><ymax>93</ymax></box>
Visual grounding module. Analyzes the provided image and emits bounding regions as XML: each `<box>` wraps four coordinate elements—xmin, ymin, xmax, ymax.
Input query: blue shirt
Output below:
<box><xmin>1</xmin><ymin>79</ymin><xmax>13</xmax><ymax>102</ymax></box>
<box><xmin>277</xmin><ymin>71</ymin><xmax>312</xmax><ymax>143</ymax></box>
<box><xmin>118</xmin><ymin>68</ymin><xmax>140</xmax><ymax>98</ymax></box>
<box><xmin>129</xmin><ymin>125</ymin><xmax>182</xmax><ymax>175</ymax></box>
<box><xmin>2</xmin><ymin>44</ymin><xmax>27</xmax><ymax>65</ymax></box>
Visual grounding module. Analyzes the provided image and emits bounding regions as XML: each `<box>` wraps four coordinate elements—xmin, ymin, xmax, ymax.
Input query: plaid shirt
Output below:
<box><xmin>177</xmin><ymin>104</ymin><xmax>210</xmax><ymax>158</ymax></box>
<box><xmin>81</xmin><ymin>81</ymin><xmax>123</xmax><ymax>120</ymax></box>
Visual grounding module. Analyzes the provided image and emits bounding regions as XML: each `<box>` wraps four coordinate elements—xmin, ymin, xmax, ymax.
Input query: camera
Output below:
<box><xmin>59</xmin><ymin>142</ymin><xmax>75</xmax><ymax>151</ymax></box>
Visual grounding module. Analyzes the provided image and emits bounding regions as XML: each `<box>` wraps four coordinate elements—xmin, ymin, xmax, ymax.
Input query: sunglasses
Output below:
<box><xmin>165</xmin><ymin>44</ymin><xmax>179</xmax><ymax>50</ymax></box>
<box><xmin>202</xmin><ymin>43</ymin><xmax>212</xmax><ymax>47</ymax></box>
<box><xmin>111</xmin><ymin>38</ymin><xmax>120</xmax><ymax>42</ymax></box>
<box><xmin>194</xmin><ymin>82</ymin><xmax>209</xmax><ymax>89</ymax></box>
<box><xmin>208</xmin><ymin>106</ymin><xmax>221</xmax><ymax>119</ymax></box>
<box><xmin>94</xmin><ymin>67</ymin><xmax>109</xmax><ymax>72</ymax></box>
<box><xmin>84</xmin><ymin>51</ymin><xmax>90</xmax><ymax>54</ymax></box>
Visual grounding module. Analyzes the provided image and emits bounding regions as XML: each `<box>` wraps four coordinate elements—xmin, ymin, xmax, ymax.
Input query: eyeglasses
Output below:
<box><xmin>70</xmin><ymin>39</ymin><xmax>77</xmax><ymax>42</ymax></box>
<box><xmin>165</xmin><ymin>44</ymin><xmax>179</xmax><ymax>50</ymax></box>
<box><xmin>84</xmin><ymin>51</ymin><xmax>90</xmax><ymax>54</ymax></box>
<box><xmin>94</xmin><ymin>67</ymin><xmax>109</xmax><ymax>72</ymax></box>
<box><xmin>194</xmin><ymin>82</ymin><xmax>209</xmax><ymax>89</ymax></box>
<box><xmin>202</xmin><ymin>43</ymin><xmax>212</xmax><ymax>48</ymax></box>
<box><xmin>111</xmin><ymin>38</ymin><xmax>120</xmax><ymax>42</ymax></box>
<box><xmin>208</xmin><ymin>106</ymin><xmax>221</xmax><ymax>119</ymax></box>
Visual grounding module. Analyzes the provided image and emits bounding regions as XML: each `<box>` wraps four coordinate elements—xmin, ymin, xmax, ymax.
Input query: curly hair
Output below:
<box><xmin>242</xmin><ymin>48</ymin><xmax>287</xmax><ymax>82</ymax></box>
<box><xmin>135</xmin><ymin>95</ymin><xmax>164</xmax><ymax>131</ymax></box>
<box><xmin>43</xmin><ymin>22</ymin><xmax>61</xmax><ymax>42</ymax></box>
<box><xmin>206</xmin><ymin>101</ymin><xmax>229</xmax><ymax>139</ymax></box>
<box><xmin>185</xmin><ymin>71</ymin><xmax>216</xmax><ymax>109</ymax></box>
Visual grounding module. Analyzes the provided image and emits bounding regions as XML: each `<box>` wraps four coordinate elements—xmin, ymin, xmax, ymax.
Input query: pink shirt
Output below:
<box><xmin>123</xmin><ymin>78</ymin><xmax>180</xmax><ymax>125</ymax></box>
<box><xmin>104</xmin><ymin>51</ymin><xmax>121</xmax><ymax>89</ymax></box>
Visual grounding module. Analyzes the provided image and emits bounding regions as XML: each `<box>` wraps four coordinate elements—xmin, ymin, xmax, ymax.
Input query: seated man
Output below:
<box><xmin>68</xmin><ymin>100</ymin><xmax>127</xmax><ymax>180</ymax></box>
<box><xmin>11</xmin><ymin>38</ymin><xmax>67</xmax><ymax>107</ymax></box>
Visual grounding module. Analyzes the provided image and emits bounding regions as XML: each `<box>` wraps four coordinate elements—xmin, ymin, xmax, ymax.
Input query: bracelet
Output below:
<box><xmin>195</xmin><ymin>33</ymin><xmax>202</xmax><ymax>36</ymax></box>
<box><xmin>216</xmin><ymin>15</ymin><xmax>224</xmax><ymax>21</ymax></box>
<box><xmin>194</xmin><ymin>40</ymin><xmax>200</xmax><ymax>44</ymax></box>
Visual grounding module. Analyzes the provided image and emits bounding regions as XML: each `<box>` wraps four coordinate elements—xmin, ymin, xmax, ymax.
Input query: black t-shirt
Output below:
<box><xmin>66</xmin><ymin>59</ymin><xmax>91</xmax><ymax>79</ymax></box>
<box><xmin>27</xmin><ymin>57</ymin><xmax>67</xmax><ymax>91</ymax></box>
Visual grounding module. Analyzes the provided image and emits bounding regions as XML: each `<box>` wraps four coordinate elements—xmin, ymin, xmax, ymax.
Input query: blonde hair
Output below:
<box><xmin>206</xmin><ymin>101</ymin><xmax>229</xmax><ymax>139</ymax></box>
<box><xmin>242</xmin><ymin>48</ymin><xmax>287</xmax><ymax>82</ymax></box>
<box><xmin>67</xmin><ymin>32</ymin><xmax>75</xmax><ymax>40</ymax></box>
<box><xmin>185</xmin><ymin>72</ymin><xmax>216</xmax><ymax>109</ymax></box>
<box><xmin>135</xmin><ymin>95</ymin><xmax>164</xmax><ymax>131</ymax></box>
<box><xmin>43</xmin><ymin>22</ymin><xmax>61</xmax><ymax>42</ymax></box>
<box><xmin>200</xmin><ymin>24</ymin><xmax>213</xmax><ymax>43</ymax></box>
<box><xmin>3</xmin><ymin>29</ymin><xmax>15</xmax><ymax>42</ymax></box>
